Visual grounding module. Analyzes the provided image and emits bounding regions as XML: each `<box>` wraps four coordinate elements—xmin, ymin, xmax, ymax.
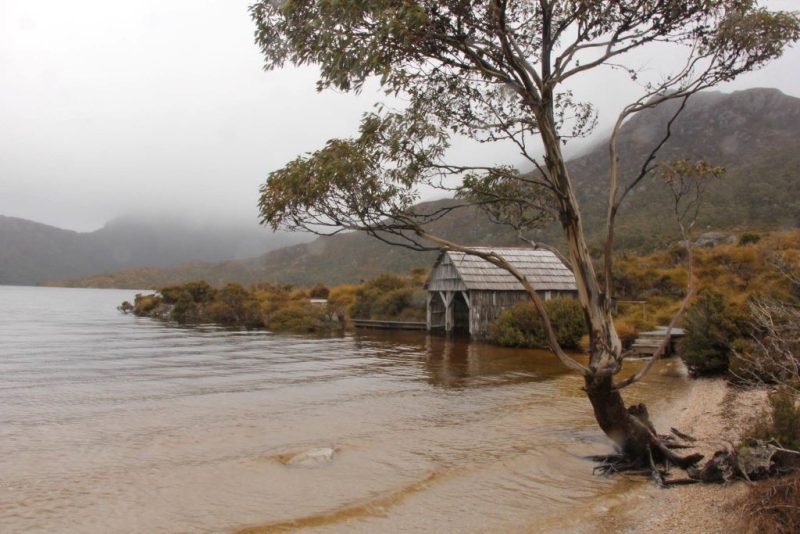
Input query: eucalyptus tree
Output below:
<box><xmin>251</xmin><ymin>1</ymin><xmax>799</xmax><ymax>472</ymax></box>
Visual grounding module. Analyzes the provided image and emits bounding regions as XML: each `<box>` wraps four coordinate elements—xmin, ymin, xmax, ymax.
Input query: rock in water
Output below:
<box><xmin>285</xmin><ymin>447</ymin><xmax>335</xmax><ymax>467</ymax></box>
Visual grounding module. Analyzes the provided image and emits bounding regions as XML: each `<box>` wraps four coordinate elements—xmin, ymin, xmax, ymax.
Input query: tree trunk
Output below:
<box><xmin>584</xmin><ymin>372</ymin><xmax>705</xmax><ymax>469</ymax></box>
<box><xmin>585</xmin><ymin>373</ymin><xmax>651</xmax><ymax>460</ymax></box>
<box><xmin>534</xmin><ymin>94</ymin><xmax>703</xmax><ymax>470</ymax></box>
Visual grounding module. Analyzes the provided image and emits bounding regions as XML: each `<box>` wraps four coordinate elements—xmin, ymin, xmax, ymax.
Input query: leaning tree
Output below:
<box><xmin>250</xmin><ymin>1</ymin><xmax>799</xmax><ymax>472</ymax></box>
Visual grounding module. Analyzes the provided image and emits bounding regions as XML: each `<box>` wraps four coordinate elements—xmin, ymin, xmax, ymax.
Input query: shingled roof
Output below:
<box><xmin>426</xmin><ymin>247</ymin><xmax>577</xmax><ymax>292</ymax></box>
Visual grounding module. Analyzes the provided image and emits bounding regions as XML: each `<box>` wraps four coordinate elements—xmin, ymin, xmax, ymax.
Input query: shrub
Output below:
<box><xmin>204</xmin><ymin>285</ymin><xmax>263</xmax><ymax>328</ymax></box>
<box><xmin>182</xmin><ymin>280</ymin><xmax>216</xmax><ymax>303</ymax></box>
<box><xmin>488</xmin><ymin>302</ymin><xmax>541</xmax><ymax>347</ymax></box>
<box><xmin>267</xmin><ymin>304</ymin><xmax>328</xmax><ymax>333</ymax></box>
<box><xmin>348</xmin><ymin>273</ymin><xmax>423</xmax><ymax>320</ymax></box>
<box><xmin>739</xmin><ymin>232</ymin><xmax>762</xmax><ymax>246</ymax></box>
<box><xmin>327</xmin><ymin>284</ymin><xmax>358</xmax><ymax>321</ymax></box>
<box><xmin>744</xmin><ymin>388</ymin><xmax>800</xmax><ymax>452</ymax></box>
<box><xmin>309</xmin><ymin>283</ymin><xmax>330</xmax><ymax>299</ymax></box>
<box><xmin>171</xmin><ymin>291</ymin><xmax>198</xmax><ymax>323</ymax></box>
<box><xmin>614</xmin><ymin>319</ymin><xmax>638</xmax><ymax>350</ymax></box>
<box><xmin>159</xmin><ymin>286</ymin><xmax>185</xmax><ymax>304</ymax></box>
<box><xmin>545</xmin><ymin>298</ymin><xmax>586</xmax><ymax>349</ymax></box>
<box><xmin>735</xmin><ymin>472</ymin><xmax>800</xmax><ymax>534</ymax></box>
<box><xmin>487</xmin><ymin>298</ymin><xmax>586</xmax><ymax>350</ymax></box>
<box><xmin>680</xmin><ymin>291</ymin><xmax>744</xmax><ymax>376</ymax></box>
<box><xmin>363</xmin><ymin>273</ymin><xmax>407</xmax><ymax>293</ymax></box>
<box><xmin>373</xmin><ymin>288</ymin><xmax>414</xmax><ymax>318</ymax></box>
<box><xmin>133</xmin><ymin>294</ymin><xmax>160</xmax><ymax>316</ymax></box>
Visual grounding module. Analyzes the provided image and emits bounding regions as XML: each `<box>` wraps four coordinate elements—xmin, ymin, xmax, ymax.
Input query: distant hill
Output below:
<box><xmin>51</xmin><ymin>88</ymin><xmax>800</xmax><ymax>289</ymax></box>
<box><xmin>0</xmin><ymin>214</ymin><xmax>310</xmax><ymax>286</ymax></box>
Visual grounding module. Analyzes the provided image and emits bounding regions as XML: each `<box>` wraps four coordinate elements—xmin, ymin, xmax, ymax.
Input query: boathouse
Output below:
<box><xmin>425</xmin><ymin>247</ymin><xmax>578</xmax><ymax>338</ymax></box>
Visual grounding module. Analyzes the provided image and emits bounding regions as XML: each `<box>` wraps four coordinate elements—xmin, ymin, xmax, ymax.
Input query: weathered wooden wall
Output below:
<box><xmin>428</xmin><ymin>292</ymin><xmax>446</xmax><ymax>329</ymax></box>
<box><xmin>427</xmin><ymin>255</ymin><xmax>467</xmax><ymax>292</ymax></box>
<box><xmin>468</xmin><ymin>290</ymin><xmax>530</xmax><ymax>339</ymax></box>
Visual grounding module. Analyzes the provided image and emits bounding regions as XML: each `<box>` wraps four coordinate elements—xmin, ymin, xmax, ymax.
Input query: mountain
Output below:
<box><xmin>50</xmin><ymin>88</ymin><xmax>800</xmax><ymax>289</ymax></box>
<box><xmin>0</xmin><ymin>214</ymin><xmax>310</xmax><ymax>286</ymax></box>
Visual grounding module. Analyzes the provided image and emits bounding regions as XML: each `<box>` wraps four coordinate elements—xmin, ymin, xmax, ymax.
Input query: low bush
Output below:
<box><xmin>739</xmin><ymin>232</ymin><xmax>762</xmax><ymax>246</ymax></box>
<box><xmin>133</xmin><ymin>294</ymin><xmax>161</xmax><ymax>315</ymax></box>
<box><xmin>735</xmin><ymin>472</ymin><xmax>800</xmax><ymax>534</ymax></box>
<box><xmin>614</xmin><ymin>319</ymin><xmax>638</xmax><ymax>350</ymax></box>
<box><xmin>267</xmin><ymin>304</ymin><xmax>328</xmax><ymax>333</ymax></box>
<box><xmin>745</xmin><ymin>388</ymin><xmax>800</xmax><ymax>452</ymax></box>
<box><xmin>487</xmin><ymin>298</ymin><xmax>586</xmax><ymax>350</ymax></box>
<box><xmin>680</xmin><ymin>291</ymin><xmax>746</xmax><ymax>376</ymax></box>
<box><xmin>309</xmin><ymin>283</ymin><xmax>330</xmax><ymax>299</ymax></box>
<box><xmin>349</xmin><ymin>273</ymin><xmax>424</xmax><ymax>320</ymax></box>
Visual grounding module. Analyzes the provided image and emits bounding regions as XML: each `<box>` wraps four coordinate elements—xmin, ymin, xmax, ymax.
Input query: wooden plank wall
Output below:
<box><xmin>469</xmin><ymin>290</ymin><xmax>531</xmax><ymax>338</ymax></box>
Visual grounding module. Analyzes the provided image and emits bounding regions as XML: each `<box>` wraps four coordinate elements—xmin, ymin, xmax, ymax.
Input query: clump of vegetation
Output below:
<box><xmin>349</xmin><ymin>273</ymin><xmax>426</xmax><ymax>321</ymax></box>
<box><xmin>127</xmin><ymin>279</ymin><xmax>339</xmax><ymax>332</ymax></box>
<box><xmin>744</xmin><ymin>388</ymin><xmax>800</xmax><ymax>452</ymax></box>
<box><xmin>739</xmin><ymin>232</ymin><xmax>762</xmax><ymax>246</ymax></box>
<box><xmin>124</xmin><ymin>270</ymin><xmax>428</xmax><ymax>332</ymax></box>
<box><xmin>735</xmin><ymin>472</ymin><xmax>800</xmax><ymax>534</ymax></box>
<box><xmin>133</xmin><ymin>294</ymin><xmax>163</xmax><ymax>316</ymax></box>
<box><xmin>267</xmin><ymin>303</ymin><xmax>334</xmax><ymax>333</ymax></box>
<box><xmin>309</xmin><ymin>283</ymin><xmax>330</xmax><ymax>299</ymax></box>
<box><xmin>613</xmin><ymin>318</ymin><xmax>639</xmax><ymax>350</ymax></box>
<box><xmin>680</xmin><ymin>290</ymin><xmax>747</xmax><ymax>376</ymax></box>
<box><xmin>488</xmin><ymin>298</ymin><xmax>585</xmax><ymax>350</ymax></box>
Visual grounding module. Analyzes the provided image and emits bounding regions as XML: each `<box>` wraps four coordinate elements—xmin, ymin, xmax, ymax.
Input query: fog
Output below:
<box><xmin>1</xmin><ymin>0</ymin><xmax>798</xmax><ymax>232</ymax></box>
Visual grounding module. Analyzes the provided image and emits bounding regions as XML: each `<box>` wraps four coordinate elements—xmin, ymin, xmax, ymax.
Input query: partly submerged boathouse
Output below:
<box><xmin>425</xmin><ymin>247</ymin><xmax>578</xmax><ymax>338</ymax></box>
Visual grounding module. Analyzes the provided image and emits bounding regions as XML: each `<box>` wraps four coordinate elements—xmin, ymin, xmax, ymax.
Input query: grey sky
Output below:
<box><xmin>1</xmin><ymin>0</ymin><xmax>799</xmax><ymax>232</ymax></box>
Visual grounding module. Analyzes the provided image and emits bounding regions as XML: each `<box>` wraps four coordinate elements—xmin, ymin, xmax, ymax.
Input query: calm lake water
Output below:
<box><xmin>0</xmin><ymin>286</ymin><xmax>692</xmax><ymax>533</ymax></box>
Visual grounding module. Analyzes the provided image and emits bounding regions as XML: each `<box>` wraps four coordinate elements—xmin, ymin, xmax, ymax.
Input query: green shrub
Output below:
<box><xmin>159</xmin><ymin>286</ymin><xmax>185</xmax><ymax>304</ymax></box>
<box><xmin>487</xmin><ymin>298</ymin><xmax>586</xmax><ymax>349</ymax></box>
<box><xmin>133</xmin><ymin>294</ymin><xmax>160</xmax><ymax>316</ymax></box>
<box><xmin>267</xmin><ymin>304</ymin><xmax>327</xmax><ymax>333</ymax></box>
<box><xmin>544</xmin><ymin>298</ymin><xmax>586</xmax><ymax>349</ymax></box>
<box><xmin>745</xmin><ymin>388</ymin><xmax>800</xmax><ymax>451</ymax></box>
<box><xmin>373</xmin><ymin>288</ymin><xmax>414</xmax><ymax>318</ymax></box>
<box><xmin>171</xmin><ymin>291</ymin><xmax>198</xmax><ymax>323</ymax></box>
<box><xmin>739</xmin><ymin>233</ymin><xmax>762</xmax><ymax>246</ymax></box>
<box><xmin>309</xmin><ymin>283</ymin><xmax>330</xmax><ymax>299</ymax></box>
<box><xmin>488</xmin><ymin>301</ymin><xmax>542</xmax><ymax>347</ymax></box>
<box><xmin>363</xmin><ymin>273</ymin><xmax>407</xmax><ymax>293</ymax></box>
<box><xmin>679</xmin><ymin>290</ymin><xmax>744</xmax><ymax>375</ymax></box>
<box><xmin>183</xmin><ymin>280</ymin><xmax>216</xmax><ymax>303</ymax></box>
<box><xmin>614</xmin><ymin>319</ymin><xmax>638</xmax><ymax>350</ymax></box>
<box><xmin>348</xmin><ymin>273</ymin><xmax>423</xmax><ymax>320</ymax></box>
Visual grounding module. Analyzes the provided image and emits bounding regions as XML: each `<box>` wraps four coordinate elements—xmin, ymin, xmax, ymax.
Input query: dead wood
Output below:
<box><xmin>671</xmin><ymin>427</ymin><xmax>698</xmax><ymax>442</ymax></box>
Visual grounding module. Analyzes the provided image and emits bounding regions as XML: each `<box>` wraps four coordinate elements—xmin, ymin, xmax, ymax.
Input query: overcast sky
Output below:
<box><xmin>1</xmin><ymin>0</ymin><xmax>799</xmax><ymax>232</ymax></box>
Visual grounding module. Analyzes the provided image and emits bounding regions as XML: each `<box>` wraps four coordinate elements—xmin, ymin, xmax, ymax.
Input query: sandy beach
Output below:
<box><xmin>551</xmin><ymin>377</ymin><xmax>769</xmax><ymax>533</ymax></box>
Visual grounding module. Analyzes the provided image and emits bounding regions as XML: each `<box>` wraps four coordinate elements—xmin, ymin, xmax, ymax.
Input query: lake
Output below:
<box><xmin>0</xmin><ymin>286</ymin><xmax>691</xmax><ymax>533</ymax></box>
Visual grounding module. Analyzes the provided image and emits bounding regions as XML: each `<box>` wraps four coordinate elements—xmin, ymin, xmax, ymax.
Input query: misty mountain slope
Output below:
<box><xmin>566</xmin><ymin>87</ymin><xmax>800</xmax><ymax>247</ymax></box>
<box><xmin>0</xmin><ymin>214</ymin><xmax>310</xmax><ymax>285</ymax></box>
<box><xmin>51</xmin><ymin>88</ymin><xmax>800</xmax><ymax>289</ymax></box>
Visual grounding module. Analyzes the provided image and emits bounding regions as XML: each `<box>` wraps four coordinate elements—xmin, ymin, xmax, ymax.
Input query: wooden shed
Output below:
<box><xmin>425</xmin><ymin>247</ymin><xmax>578</xmax><ymax>338</ymax></box>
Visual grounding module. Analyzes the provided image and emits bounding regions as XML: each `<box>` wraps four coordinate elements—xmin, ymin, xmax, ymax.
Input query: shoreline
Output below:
<box><xmin>549</xmin><ymin>377</ymin><xmax>768</xmax><ymax>533</ymax></box>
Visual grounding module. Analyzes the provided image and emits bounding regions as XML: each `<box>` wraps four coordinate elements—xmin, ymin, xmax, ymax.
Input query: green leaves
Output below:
<box><xmin>258</xmin><ymin>107</ymin><xmax>449</xmax><ymax>232</ymax></box>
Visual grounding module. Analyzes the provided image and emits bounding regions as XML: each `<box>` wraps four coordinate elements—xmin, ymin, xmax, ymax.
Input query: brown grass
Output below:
<box><xmin>735</xmin><ymin>472</ymin><xmax>800</xmax><ymax>534</ymax></box>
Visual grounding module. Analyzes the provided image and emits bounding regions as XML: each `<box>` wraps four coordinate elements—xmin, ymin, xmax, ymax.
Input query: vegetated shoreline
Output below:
<box><xmin>539</xmin><ymin>377</ymin><xmax>768</xmax><ymax>533</ymax></box>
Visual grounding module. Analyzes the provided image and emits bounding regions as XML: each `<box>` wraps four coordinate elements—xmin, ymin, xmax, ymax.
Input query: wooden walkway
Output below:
<box><xmin>630</xmin><ymin>327</ymin><xmax>685</xmax><ymax>357</ymax></box>
<box><xmin>352</xmin><ymin>319</ymin><xmax>427</xmax><ymax>331</ymax></box>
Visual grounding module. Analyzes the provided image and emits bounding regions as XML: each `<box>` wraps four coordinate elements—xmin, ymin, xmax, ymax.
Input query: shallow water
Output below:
<box><xmin>0</xmin><ymin>286</ymin><xmax>691</xmax><ymax>533</ymax></box>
